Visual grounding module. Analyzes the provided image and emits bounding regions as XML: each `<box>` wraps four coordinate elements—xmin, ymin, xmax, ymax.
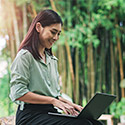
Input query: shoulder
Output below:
<box><xmin>17</xmin><ymin>49</ymin><xmax>32</xmax><ymax>58</ymax></box>
<box><xmin>17</xmin><ymin>49</ymin><xmax>33</xmax><ymax>60</ymax></box>
<box><xmin>12</xmin><ymin>49</ymin><xmax>33</xmax><ymax>66</ymax></box>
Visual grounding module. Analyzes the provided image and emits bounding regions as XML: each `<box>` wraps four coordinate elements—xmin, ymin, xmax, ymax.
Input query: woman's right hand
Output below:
<box><xmin>52</xmin><ymin>98</ymin><xmax>79</xmax><ymax>116</ymax></box>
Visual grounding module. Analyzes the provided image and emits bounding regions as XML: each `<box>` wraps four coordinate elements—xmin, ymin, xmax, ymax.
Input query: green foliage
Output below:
<box><xmin>82</xmin><ymin>97</ymin><xmax>87</xmax><ymax>107</ymax></box>
<box><xmin>0</xmin><ymin>67</ymin><xmax>16</xmax><ymax>117</ymax></box>
<box><xmin>0</xmin><ymin>36</ymin><xmax>16</xmax><ymax>117</ymax></box>
<box><xmin>15</xmin><ymin>0</ymin><xmax>31</xmax><ymax>6</ymax></box>
<box><xmin>120</xmin><ymin>79</ymin><xmax>125</xmax><ymax>88</ymax></box>
<box><xmin>110</xmin><ymin>98</ymin><xmax>125</xmax><ymax>118</ymax></box>
<box><xmin>0</xmin><ymin>75</ymin><xmax>8</xmax><ymax>100</ymax></box>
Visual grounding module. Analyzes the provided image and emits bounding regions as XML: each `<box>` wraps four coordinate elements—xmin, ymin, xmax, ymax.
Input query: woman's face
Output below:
<box><xmin>37</xmin><ymin>23</ymin><xmax>62</xmax><ymax>49</ymax></box>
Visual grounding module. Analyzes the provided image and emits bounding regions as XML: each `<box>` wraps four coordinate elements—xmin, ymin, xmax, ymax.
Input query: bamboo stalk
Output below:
<box><xmin>28</xmin><ymin>3</ymin><xmax>37</xmax><ymax>19</ymax></box>
<box><xmin>58</xmin><ymin>45</ymin><xmax>66</xmax><ymax>93</ymax></box>
<box><xmin>110</xmin><ymin>38</ymin><xmax>115</xmax><ymax>94</ymax></box>
<box><xmin>67</xmin><ymin>64</ymin><xmax>73</xmax><ymax>99</ymax></box>
<box><xmin>115</xmin><ymin>46</ymin><xmax>119</xmax><ymax>101</ymax></box>
<box><xmin>115</xmin><ymin>17</ymin><xmax>125</xmax><ymax>97</ymax></box>
<box><xmin>87</xmin><ymin>44</ymin><xmax>91</xmax><ymax>100</ymax></box>
<box><xmin>75</xmin><ymin>47</ymin><xmax>79</xmax><ymax>104</ymax></box>
<box><xmin>23</xmin><ymin>3</ymin><xmax>27</xmax><ymax>38</ymax></box>
<box><xmin>11</xmin><ymin>2</ymin><xmax>20</xmax><ymax>51</ymax></box>
<box><xmin>90</xmin><ymin>43</ymin><xmax>95</xmax><ymax>97</ymax></box>
<box><xmin>99</xmin><ymin>31</ymin><xmax>106</xmax><ymax>93</ymax></box>
<box><xmin>31</xmin><ymin>3</ymin><xmax>37</xmax><ymax>17</ymax></box>
<box><xmin>62</xmin><ymin>45</ymin><xmax>67</xmax><ymax>93</ymax></box>
<box><xmin>50</xmin><ymin>0</ymin><xmax>57</xmax><ymax>12</ymax></box>
<box><xmin>65</xmin><ymin>41</ymin><xmax>76</xmax><ymax>100</ymax></box>
<box><xmin>98</xmin><ymin>44</ymin><xmax>102</xmax><ymax>92</ymax></box>
<box><xmin>6</xmin><ymin>1</ymin><xmax>16</xmax><ymax>61</ymax></box>
<box><xmin>116</xmin><ymin>30</ymin><xmax>125</xmax><ymax>97</ymax></box>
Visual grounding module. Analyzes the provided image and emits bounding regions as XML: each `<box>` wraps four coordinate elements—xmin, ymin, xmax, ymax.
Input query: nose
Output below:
<box><xmin>53</xmin><ymin>34</ymin><xmax>59</xmax><ymax>41</ymax></box>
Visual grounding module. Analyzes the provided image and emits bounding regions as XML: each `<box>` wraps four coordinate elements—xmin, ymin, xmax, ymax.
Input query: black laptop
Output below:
<box><xmin>48</xmin><ymin>93</ymin><xmax>116</xmax><ymax>120</ymax></box>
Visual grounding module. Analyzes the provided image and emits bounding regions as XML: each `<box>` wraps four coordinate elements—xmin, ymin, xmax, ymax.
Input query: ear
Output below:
<box><xmin>35</xmin><ymin>22</ymin><xmax>43</xmax><ymax>33</ymax></box>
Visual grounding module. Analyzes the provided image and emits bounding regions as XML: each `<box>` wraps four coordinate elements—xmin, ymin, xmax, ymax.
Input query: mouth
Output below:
<box><xmin>48</xmin><ymin>40</ymin><xmax>55</xmax><ymax>45</ymax></box>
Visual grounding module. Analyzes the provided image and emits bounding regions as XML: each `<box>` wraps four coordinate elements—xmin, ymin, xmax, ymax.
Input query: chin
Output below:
<box><xmin>46</xmin><ymin>46</ymin><xmax>52</xmax><ymax>49</ymax></box>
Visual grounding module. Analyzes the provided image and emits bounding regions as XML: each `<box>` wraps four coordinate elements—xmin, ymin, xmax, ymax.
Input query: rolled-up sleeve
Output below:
<box><xmin>9</xmin><ymin>50</ymin><xmax>31</xmax><ymax>102</ymax></box>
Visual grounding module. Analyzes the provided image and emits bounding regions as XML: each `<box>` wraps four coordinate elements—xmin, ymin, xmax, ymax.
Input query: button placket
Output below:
<box><xmin>46</xmin><ymin>64</ymin><xmax>51</xmax><ymax>86</ymax></box>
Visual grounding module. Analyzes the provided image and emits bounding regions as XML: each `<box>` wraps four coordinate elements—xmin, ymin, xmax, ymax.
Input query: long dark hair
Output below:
<box><xmin>18</xmin><ymin>9</ymin><xmax>63</xmax><ymax>60</ymax></box>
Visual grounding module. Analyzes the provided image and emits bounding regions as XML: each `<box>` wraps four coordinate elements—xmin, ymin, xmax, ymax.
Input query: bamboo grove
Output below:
<box><xmin>0</xmin><ymin>0</ymin><xmax>125</xmax><ymax>116</ymax></box>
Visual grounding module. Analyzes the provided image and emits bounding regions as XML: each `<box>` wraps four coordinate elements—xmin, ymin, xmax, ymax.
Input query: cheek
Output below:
<box><xmin>39</xmin><ymin>33</ymin><xmax>42</xmax><ymax>41</ymax></box>
<box><xmin>44</xmin><ymin>32</ymin><xmax>53</xmax><ymax>39</ymax></box>
<box><xmin>56</xmin><ymin>35</ymin><xmax>60</xmax><ymax>40</ymax></box>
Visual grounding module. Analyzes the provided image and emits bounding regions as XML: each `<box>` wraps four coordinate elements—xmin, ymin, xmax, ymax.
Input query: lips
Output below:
<box><xmin>48</xmin><ymin>40</ymin><xmax>55</xmax><ymax>45</ymax></box>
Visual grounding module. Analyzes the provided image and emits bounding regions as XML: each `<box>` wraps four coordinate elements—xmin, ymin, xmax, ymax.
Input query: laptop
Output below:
<box><xmin>48</xmin><ymin>93</ymin><xmax>116</xmax><ymax>120</ymax></box>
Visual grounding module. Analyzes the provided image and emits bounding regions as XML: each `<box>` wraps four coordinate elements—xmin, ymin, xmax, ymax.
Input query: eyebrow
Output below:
<box><xmin>51</xmin><ymin>28</ymin><xmax>61</xmax><ymax>33</ymax></box>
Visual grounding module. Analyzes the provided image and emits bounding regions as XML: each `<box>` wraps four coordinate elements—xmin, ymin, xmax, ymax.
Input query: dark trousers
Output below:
<box><xmin>16</xmin><ymin>104</ymin><xmax>103</xmax><ymax>125</ymax></box>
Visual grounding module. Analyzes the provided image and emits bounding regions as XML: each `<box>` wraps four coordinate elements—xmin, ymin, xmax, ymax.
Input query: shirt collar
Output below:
<box><xmin>39</xmin><ymin>51</ymin><xmax>58</xmax><ymax>66</ymax></box>
<box><xmin>46</xmin><ymin>51</ymin><xmax>58</xmax><ymax>64</ymax></box>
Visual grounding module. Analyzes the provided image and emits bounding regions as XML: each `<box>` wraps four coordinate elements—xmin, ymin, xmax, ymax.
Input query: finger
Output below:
<box><xmin>65</xmin><ymin>105</ymin><xmax>74</xmax><ymax>115</ymax></box>
<box><xmin>74</xmin><ymin>104</ymin><xmax>83</xmax><ymax>112</ymax></box>
<box><xmin>65</xmin><ymin>107</ymin><xmax>73</xmax><ymax>115</ymax></box>
<box><xmin>62</xmin><ymin>107</ymin><xmax>69</xmax><ymax>114</ymax></box>
<box><xmin>66</xmin><ymin>108</ymin><xmax>72</xmax><ymax>114</ymax></box>
<box><xmin>67</xmin><ymin>107</ymin><xmax>79</xmax><ymax>116</ymax></box>
<box><xmin>72</xmin><ymin>109</ymin><xmax>79</xmax><ymax>116</ymax></box>
<box><xmin>79</xmin><ymin>105</ymin><xmax>84</xmax><ymax>109</ymax></box>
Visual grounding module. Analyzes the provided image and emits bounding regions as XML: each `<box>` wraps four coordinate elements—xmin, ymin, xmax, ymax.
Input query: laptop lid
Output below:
<box><xmin>77</xmin><ymin>93</ymin><xmax>116</xmax><ymax>119</ymax></box>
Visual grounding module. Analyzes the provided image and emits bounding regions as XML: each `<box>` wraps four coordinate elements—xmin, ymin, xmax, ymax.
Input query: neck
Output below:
<box><xmin>39</xmin><ymin>46</ymin><xmax>46</xmax><ymax>63</ymax></box>
<box><xmin>39</xmin><ymin>46</ymin><xmax>45</xmax><ymax>57</ymax></box>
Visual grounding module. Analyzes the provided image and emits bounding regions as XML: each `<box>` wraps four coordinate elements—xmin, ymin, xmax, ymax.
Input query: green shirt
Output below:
<box><xmin>9</xmin><ymin>49</ymin><xmax>60</xmax><ymax>110</ymax></box>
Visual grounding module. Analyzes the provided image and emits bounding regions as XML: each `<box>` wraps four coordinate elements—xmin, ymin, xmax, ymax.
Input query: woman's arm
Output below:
<box><xmin>17</xmin><ymin>92</ymin><xmax>78</xmax><ymax>115</ymax></box>
<box><xmin>17</xmin><ymin>91</ymin><xmax>55</xmax><ymax>104</ymax></box>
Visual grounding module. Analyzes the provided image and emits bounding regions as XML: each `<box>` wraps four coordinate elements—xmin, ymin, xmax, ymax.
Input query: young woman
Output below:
<box><xmin>9</xmin><ymin>9</ymin><xmax>103</xmax><ymax>125</ymax></box>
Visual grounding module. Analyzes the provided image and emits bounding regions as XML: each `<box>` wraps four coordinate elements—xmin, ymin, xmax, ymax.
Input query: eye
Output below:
<box><xmin>58</xmin><ymin>33</ymin><xmax>60</xmax><ymax>36</ymax></box>
<box><xmin>50</xmin><ymin>30</ymin><xmax>56</xmax><ymax>35</ymax></box>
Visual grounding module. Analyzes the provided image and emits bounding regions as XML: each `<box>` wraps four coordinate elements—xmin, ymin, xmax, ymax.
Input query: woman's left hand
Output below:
<box><xmin>58</xmin><ymin>96</ymin><xmax>83</xmax><ymax>113</ymax></box>
<box><xmin>72</xmin><ymin>103</ymin><xmax>83</xmax><ymax>112</ymax></box>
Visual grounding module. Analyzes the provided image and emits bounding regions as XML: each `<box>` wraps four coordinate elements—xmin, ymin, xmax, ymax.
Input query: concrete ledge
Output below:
<box><xmin>98</xmin><ymin>114</ymin><xmax>114</xmax><ymax>125</ymax></box>
<box><xmin>0</xmin><ymin>116</ymin><xmax>15</xmax><ymax>125</ymax></box>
